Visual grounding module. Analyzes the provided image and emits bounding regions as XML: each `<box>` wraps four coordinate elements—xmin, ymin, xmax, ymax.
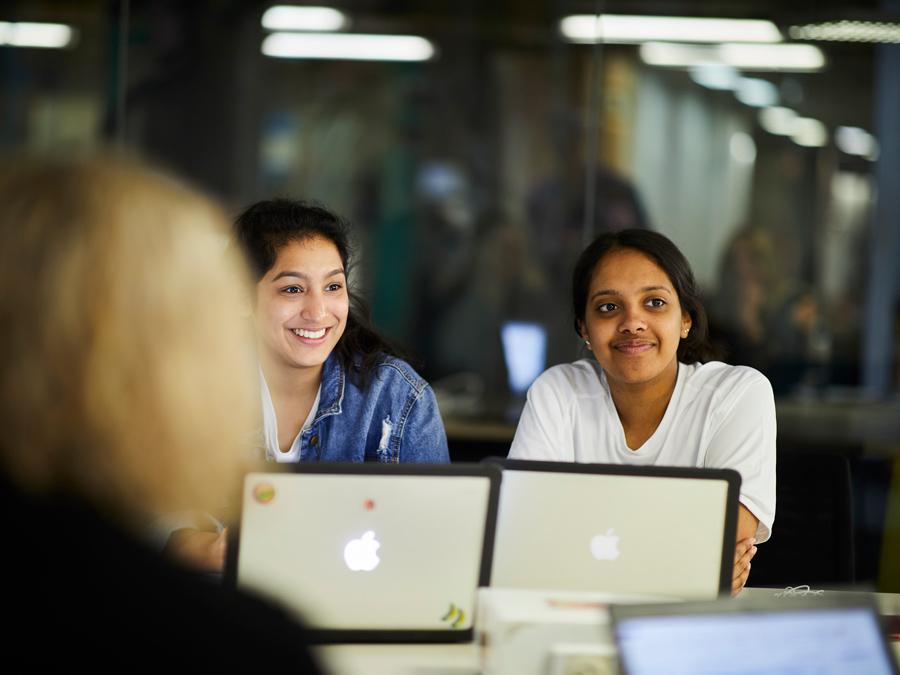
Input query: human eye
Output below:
<box><xmin>596</xmin><ymin>302</ymin><xmax>618</xmax><ymax>313</ymax></box>
<box><xmin>646</xmin><ymin>297</ymin><xmax>667</xmax><ymax>309</ymax></box>
<box><xmin>326</xmin><ymin>282</ymin><xmax>344</xmax><ymax>292</ymax></box>
<box><xmin>281</xmin><ymin>285</ymin><xmax>303</xmax><ymax>295</ymax></box>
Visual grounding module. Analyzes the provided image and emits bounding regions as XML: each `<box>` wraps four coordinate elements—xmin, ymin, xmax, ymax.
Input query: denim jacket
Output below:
<box><xmin>264</xmin><ymin>352</ymin><xmax>449</xmax><ymax>464</ymax></box>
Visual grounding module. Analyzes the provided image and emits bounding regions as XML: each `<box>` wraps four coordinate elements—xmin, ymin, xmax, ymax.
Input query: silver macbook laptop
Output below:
<box><xmin>487</xmin><ymin>459</ymin><xmax>740</xmax><ymax>599</ymax></box>
<box><xmin>225</xmin><ymin>464</ymin><xmax>500</xmax><ymax>643</ymax></box>
<box><xmin>610</xmin><ymin>594</ymin><xmax>900</xmax><ymax>675</ymax></box>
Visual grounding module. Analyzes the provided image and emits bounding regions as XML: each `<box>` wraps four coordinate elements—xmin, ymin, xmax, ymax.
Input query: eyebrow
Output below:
<box><xmin>271</xmin><ymin>268</ymin><xmax>345</xmax><ymax>282</ymax></box>
<box><xmin>589</xmin><ymin>285</ymin><xmax>673</xmax><ymax>300</ymax></box>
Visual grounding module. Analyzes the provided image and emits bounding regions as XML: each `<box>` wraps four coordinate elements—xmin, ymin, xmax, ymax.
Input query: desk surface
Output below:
<box><xmin>318</xmin><ymin>642</ymin><xmax>479</xmax><ymax>675</ymax></box>
<box><xmin>318</xmin><ymin>588</ymin><xmax>900</xmax><ymax>675</ymax></box>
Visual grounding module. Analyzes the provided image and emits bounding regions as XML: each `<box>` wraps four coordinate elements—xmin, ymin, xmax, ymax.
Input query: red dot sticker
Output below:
<box><xmin>364</xmin><ymin>499</ymin><xmax>375</xmax><ymax>511</ymax></box>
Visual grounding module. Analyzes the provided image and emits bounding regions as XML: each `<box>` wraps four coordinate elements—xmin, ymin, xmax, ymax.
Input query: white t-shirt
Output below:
<box><xmin>509</xmin><ymin>359</ymin><xmax>776</xmax><ymax>542</ymax></box>
<box><xmin>260</xmin><ymin>369</ymin><xmax>321</xmax><ymax>463</ymax></box>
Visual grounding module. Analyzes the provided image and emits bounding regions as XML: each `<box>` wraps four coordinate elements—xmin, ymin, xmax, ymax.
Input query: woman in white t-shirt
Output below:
<box><xmin>509</xmin><ymin>229</ymin><xmax>776</xmax><ymax>595</ymax></box>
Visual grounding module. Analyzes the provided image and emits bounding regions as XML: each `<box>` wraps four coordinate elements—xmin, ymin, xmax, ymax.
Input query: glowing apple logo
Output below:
<box><xmin>590</xmin><ymin>528</ymin><xmax>621</xmax><ymax>561</ymax></box>
<box><xmin>344</xmin><ymin>530</ymin><xmax>381</xmax><ymax>571</ymax></box>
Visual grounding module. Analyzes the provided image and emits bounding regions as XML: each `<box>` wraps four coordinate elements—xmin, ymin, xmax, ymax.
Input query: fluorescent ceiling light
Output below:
<box><xmin>720</xmin><ymin>44</ymin><xmax>824</xmax><ymax>71</ymax></box>
<box><xmin>735</xmin><ymin>77</ymin><xmax>778</xmax><ymax>107</ymax></box>
<box><xmin>792</xmin><ymin>117</ymin><xmax>827</xmax><ymax>147</ymax></box>
<box><xmin>262</xmin><ymin>32</ymin><xmax>435</xmax><ymax>61</ymax></box>
<box><xmin>689</xmin><ymin>64</ymin><xmax>740</xmax><ymax>90</ymax></box>
<box><xmin>790</xmin><ymin>20</ymin><xmax>900</xmax><ymax>44</ymax></box>
<box><xmin>641</xmin><ymin>43</ymin><xmax>718</xmax><ymax>67</ymax></box>
<box><xmin>835</xmin><ymin>126</ymin><xmax>879</xmax><ymax>159</ymax></box>
<box><xmin>560</xmin><ymin>14</ymin><xmax>782</xmax><ymax>44</ymax></box>
<box><xmin>758</xmin><ymin>106</ymin><xmax>797</xmax><ymax>135</ymax></box>
<box><xmin>758</xmin><ymin>107</ymin><xmax>827</xmax><ymax>146</ymax></box>
<box><xmin>261</xmin><ymin>6</ymin><xmax>347</xmax><ymax>32</ymax></box>
<box><xmin>730</xmin><ymin>131</ymin><xmax>757</xmax><ymax>163</ymax></box>
<box><xmin>0</xmin><ymin>21</ymin><xmax>72</xmax><ymax>48</ymax></box>
<box><xmin>640</xmin><ymin>42</ymin><xmax>825</xmax><ymax>71</ymax></box>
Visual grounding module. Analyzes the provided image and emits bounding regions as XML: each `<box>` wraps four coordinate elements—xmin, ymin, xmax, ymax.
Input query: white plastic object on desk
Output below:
<box><xmin>476</xmin><ymin>587</ymin><xmax>673</xmax><ymax>675</ymax></box>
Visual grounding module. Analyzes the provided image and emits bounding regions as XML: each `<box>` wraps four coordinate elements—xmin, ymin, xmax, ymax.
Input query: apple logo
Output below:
<box><xmin>590</xmin><ymin>528</ymin><xmax>621</xmax><ymax>561</ymax></box>
<box><xmin>344</xmin><ymin>530</ymin><xmax>381</xmax><ymax>571</ymax></box>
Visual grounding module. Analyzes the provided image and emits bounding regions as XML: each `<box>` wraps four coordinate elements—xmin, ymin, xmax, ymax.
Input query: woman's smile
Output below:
<box><xmin>612</xmin><ymin>339</ymin><xmax>656</xmax><ymax>355</ymax></box>
<box><xmin>255</xmin><ymin>236</ymin><xmax>349</xmax><ymax>373</ymax></box>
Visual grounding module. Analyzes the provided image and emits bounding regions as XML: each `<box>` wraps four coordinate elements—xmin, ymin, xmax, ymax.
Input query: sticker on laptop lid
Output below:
<box><xmin>252</xmin><ymin>481</ymin><xmax>276</xmax><ymax>504</ymax></box>
<box><xmin>441</xmin><ymin>603</ymin><xmax>467</xmax><ymax>628</ymax></box>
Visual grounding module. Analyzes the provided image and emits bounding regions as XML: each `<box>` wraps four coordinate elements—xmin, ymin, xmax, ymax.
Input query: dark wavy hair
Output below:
<box><xmin>572</xmin><ymin>229</ymin><xmax>714</xmax><ymax>364</ymax></box>
<box><xmin>233</xmin><ymin>199</ymin><xmax>400</xmax><ymax>385</ymax></box>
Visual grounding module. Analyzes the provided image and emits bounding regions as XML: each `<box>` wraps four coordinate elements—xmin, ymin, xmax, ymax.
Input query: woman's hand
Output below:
<box><xmin>732</xmin><ymin>537</ymin><xmax>757</xmax><ymax>596</ymax></box>
<box><xmin>163</xmin><ymin>528</ymin><xmax>227</xmax><ymax>573</ymax></box>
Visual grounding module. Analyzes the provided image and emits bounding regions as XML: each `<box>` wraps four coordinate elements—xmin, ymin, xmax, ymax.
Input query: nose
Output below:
<box><xmin>618</xmin><ymin>305</ymin><xmax>647</xmax><ymax>334</ymax></box>
<box><xmin>300</xmin><ymin>290</ymin><xmax>327</xmax><ymax>322</ymax></box>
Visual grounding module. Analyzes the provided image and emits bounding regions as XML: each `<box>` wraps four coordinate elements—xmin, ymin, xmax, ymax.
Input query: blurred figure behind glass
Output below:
<box><xmin>0</xmin><ymin>157</ymin><xmax>324</xmax><ymax>671</ymax></box>
<box><xmin>709</xmin><ymin>224</ymin><xmax>829</xmax><ymax>394</ymax></box>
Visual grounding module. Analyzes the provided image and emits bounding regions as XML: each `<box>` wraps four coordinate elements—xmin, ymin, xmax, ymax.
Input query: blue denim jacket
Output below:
<box><xmin>274</xmin><ymin>352</ymin><xmax>449</xmax><ymax>463</ymax></box>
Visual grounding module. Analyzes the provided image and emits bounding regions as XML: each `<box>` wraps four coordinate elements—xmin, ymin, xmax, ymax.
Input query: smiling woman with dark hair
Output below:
<box><xmin>233</xmin><ymin>198</ymin><xmax>449</xmax><ymax>467</ymax></box>
<box><xmin>165</xmin><ymin>198</ymin><xmax>450</xmax><ymax>573</ymax></box>
<box><xmin>509</xmin><ymin>229</ymin><xmax>776</xmax><ymax>596</ymax></box>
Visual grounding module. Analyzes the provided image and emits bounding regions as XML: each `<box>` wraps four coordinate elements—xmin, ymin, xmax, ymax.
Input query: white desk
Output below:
<box><xmin>317</xmin><ymin>587</ymin><xmax>900</xmax><ymax>675</ymax></box>
<box><xmin>740</xmin><ymin>587</ymin><xmax>900</xmax><ymax>663</ymax></box>
<box><xmin>318</xmin><ymin>642</ymin><xmax>479</xmax><ymax>675</ymax></box>
<box><xmin>740</xmin><ymin>585</ymin><xmax>900</xmax><ymax>612</ymax></box>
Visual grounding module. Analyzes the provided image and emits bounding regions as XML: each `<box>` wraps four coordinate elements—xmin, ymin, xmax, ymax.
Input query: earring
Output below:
<box><xmin>682</xmin><ymin>328</ymin><xmax>689</xmax><ymax>338</ymax></box>
<box><xmin>585</xmin><ymin>340</ymin><xmax>591</xmax><ymax>348</ymax></box>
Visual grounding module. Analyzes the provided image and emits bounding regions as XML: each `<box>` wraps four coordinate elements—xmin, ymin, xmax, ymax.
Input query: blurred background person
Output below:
<box><xmin>709</xmin><ymin>224</ymin><xmax>830</xmax><ymax>395</ymax></box>
<box><xmin>709</xmin><ymin>225</ymin><xmax>777</xmax><ymax>373</ymax></box>
<box><xmin>0</xmin><ymin>157</ymin><xmax>324</xmax><ymax>671</ymax></box>
<box><xmin>526</xmin><ymin>164</ymin><xmax>651</xmax><ymax>292</ymax></box>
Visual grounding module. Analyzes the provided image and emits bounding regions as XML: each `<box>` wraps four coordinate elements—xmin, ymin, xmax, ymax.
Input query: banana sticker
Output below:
<box><xmin>441</xmin><ymin>603</ymin><xmax>467</xmax><ymax>628</ymax></box>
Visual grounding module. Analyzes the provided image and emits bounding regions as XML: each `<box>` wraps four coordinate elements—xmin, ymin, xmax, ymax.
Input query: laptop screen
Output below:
<box><xmin>500</xmin><ymin>321</ymin><xmax>547</xmax><ymax>395</ymax></box>
<box><xmin>615</xmin><ymin>605</ymin><xmax>898</xmax><ymax>675</ymax></box>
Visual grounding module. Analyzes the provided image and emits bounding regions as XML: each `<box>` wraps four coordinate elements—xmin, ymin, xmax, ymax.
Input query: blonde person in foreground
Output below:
<box><xmin>0</xmin><ymin>157</ymin><xmax>325</xmax><ymax>671</ymax></box>
<box><xmin>509</xmin><ymin>229</ymin><xmax>776</xmax><ymax>596</ymax></box>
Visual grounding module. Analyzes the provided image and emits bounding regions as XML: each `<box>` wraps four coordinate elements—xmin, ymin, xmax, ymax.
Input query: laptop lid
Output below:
<box><xmin>610</xmin><ymin>594</ymin><xmax>900</xmax><ymax>675</ymax></box>
<box><xmin>486</xmin><ymin>459</ymin><xmax>740</xmax><ymax>599</ymax></box>
<box><xmin>225</xmin><ymin>463</ymin><xmax>500</xmax><ymax>643</ymax></box>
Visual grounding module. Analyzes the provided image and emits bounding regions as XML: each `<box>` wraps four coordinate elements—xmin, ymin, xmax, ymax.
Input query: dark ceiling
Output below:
<box><xmin>2</xmin><ymin>0</ymin><xmax>891</xmax><ymax>133</ymax></box>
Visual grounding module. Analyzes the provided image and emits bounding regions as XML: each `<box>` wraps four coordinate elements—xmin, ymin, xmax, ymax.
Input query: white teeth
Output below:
<box><xmin>293</xmin><ymin>328</ymin><xmax>326</xmax><ymax>339</ymax></box>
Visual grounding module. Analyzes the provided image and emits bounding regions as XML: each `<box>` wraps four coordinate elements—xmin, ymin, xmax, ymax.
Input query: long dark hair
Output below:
<box><xmin>233</xmin><ymin>198</ymin><xmax>400</xmax><ymax>385</ymax></box>
<box><xmin>572</xmin><ymin>229</ymin><xmax>715</xmax><ymax>364</ymax></box>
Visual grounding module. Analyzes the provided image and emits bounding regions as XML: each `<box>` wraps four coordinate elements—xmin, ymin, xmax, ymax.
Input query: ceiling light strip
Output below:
<box><xmin>261</xmin><ymin>6</ymin><xmax>348</xmax><ymax>32</ymax></box>
<box><xmin>790</xmin><ymin>20</ymin><xmax>900</xmax><ymax>44</ymax></box>
<box><xmin>0</xmin><ymin>21</ymin><xmax>73</xmax><ymax>48</ymax></box>
<box><xmin>561</xmin><ymin>14</ymin><xmax>782</xmax><ymax>44</ymax></box>
<box><xmin>262</xmin><ymin>32</ymin><xmax>435</xmax><ymax>62</ymax></box>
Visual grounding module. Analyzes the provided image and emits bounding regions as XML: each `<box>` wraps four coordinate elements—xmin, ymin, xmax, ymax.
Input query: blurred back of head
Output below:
<box><xmin>0</xmin><ymin>156</ymin><xmax>257</xmax><ymax>526</ymax></box>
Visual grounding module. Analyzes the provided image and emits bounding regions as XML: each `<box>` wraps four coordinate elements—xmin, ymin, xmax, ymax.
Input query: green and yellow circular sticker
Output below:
<box><xmin>253</xmin><ymin>482</ymin><xmax>276</xmax><ymax>504</ymax></box>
